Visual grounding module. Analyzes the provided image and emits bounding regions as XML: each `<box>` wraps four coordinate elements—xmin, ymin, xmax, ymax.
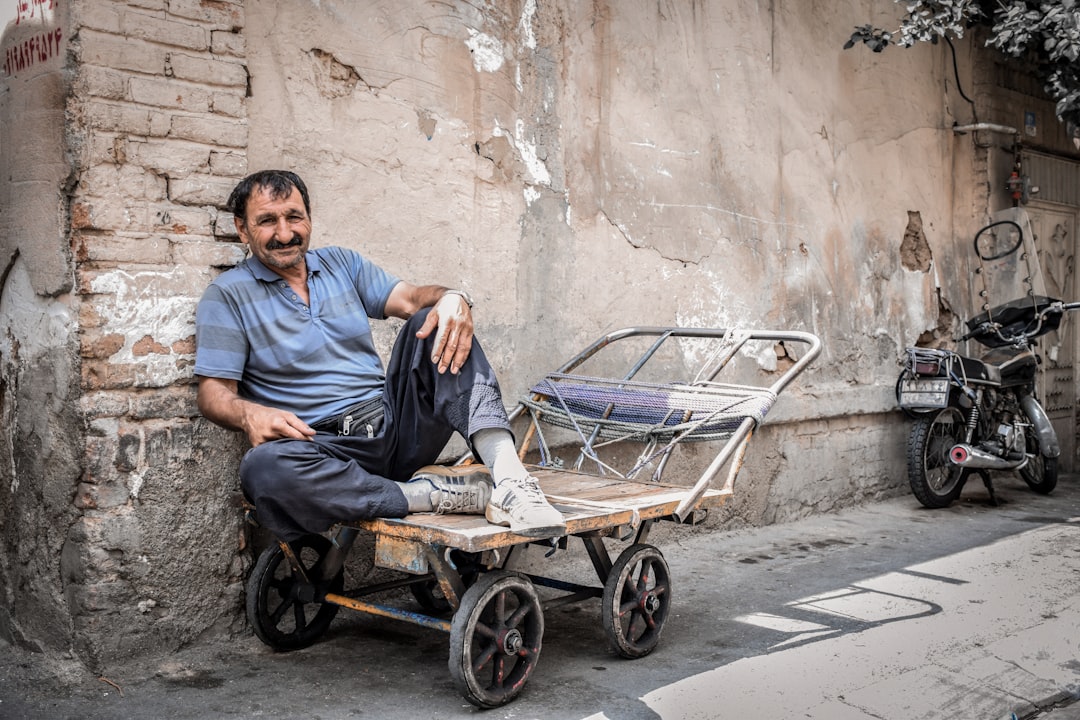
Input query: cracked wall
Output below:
<box><xmin>2</xmin><ymin>0</ymin><xmax>1074</xmax><ymax>672</ymax></box>
<box><xmin>235</xmin><ymin>0</ymin><xmax>983</xmax><ymax>553</ymax></box>
<box><xmin>241</xmin><ymin>0</ymin><xmax>987</xmax><ymax>413</ymax></box>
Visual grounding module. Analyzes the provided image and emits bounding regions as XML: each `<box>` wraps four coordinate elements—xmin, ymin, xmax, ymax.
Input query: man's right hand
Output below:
<box><xmin>197</xmin><ymin>376</ymin><xmax>315</xmax><ymax>447</ymax></box>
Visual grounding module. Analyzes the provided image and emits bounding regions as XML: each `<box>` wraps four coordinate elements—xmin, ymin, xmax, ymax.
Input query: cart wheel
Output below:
<box><xmin>411</xmin><ymin>578</ymin><xmax>452</xmax><ymax>614</ymax></box>
<box><xmin>449</xmin><ymin>570</ymin><xmax>544</xmax><ymax>708</ymax></box>
<box><xmin>410</xmin><ymin>551</ymin><xmax>482</xmax><ymax>614</ymax></box>
<box><xmin>246</xmin><ymin>534</ymin><xmax>344</xmax><ymax>651</ymax></box>
<box><xmin>602</xmin><ymin>544</ymin><xmax>671</xmax><ymax>658</ymax></box>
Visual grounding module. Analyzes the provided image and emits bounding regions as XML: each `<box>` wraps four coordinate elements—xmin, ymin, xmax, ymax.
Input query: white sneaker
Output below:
<box><xmin>410</xmin><ymin>465</ymin><xmax>493</xmax><ymax>515</ymax></box>
<box><xmin>485</xmin><ymin>476</ymin><xmax>567</xmax><ymax>538</ymax></box>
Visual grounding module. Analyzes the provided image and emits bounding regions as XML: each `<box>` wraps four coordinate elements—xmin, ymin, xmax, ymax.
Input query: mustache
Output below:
<box><xmin>266</xmin><ymin>237</ymin><xmax>304</xmax><ymax>250</ymax></box>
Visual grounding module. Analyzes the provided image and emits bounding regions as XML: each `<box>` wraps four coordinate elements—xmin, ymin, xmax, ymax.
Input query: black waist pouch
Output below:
<box><xmin>313</xmin><ymin>397</ymin><xmax>385</xmax><ymax>437</ymax></box>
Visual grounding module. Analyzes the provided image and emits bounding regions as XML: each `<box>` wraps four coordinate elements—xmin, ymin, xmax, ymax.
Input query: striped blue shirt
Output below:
<box><xmin>194</xmin><ymin>246</ymin><xmax>400</xmax><ymax>424</ymax></box>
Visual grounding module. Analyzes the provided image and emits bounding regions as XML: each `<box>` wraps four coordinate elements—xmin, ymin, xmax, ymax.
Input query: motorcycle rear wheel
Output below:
<box><xmin>1019</xmin><ymin>449</ymin><xmax>1058</xmax><ymax>495</ymax></box>
<box><xmin>908</xmin><ymin>406</ymin><xmax>968</xmax><ymax>508</ymax></box>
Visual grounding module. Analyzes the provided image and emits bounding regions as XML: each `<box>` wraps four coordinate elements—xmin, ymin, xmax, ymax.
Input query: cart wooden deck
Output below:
<box><xmin>356</xmin><ymin>466</ymin><xmax>732</xmax><ymax>554</ymax></box>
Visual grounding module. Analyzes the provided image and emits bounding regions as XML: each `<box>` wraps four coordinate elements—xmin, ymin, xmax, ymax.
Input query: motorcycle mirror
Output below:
<box><xmin>974</xmin><ymin>220</ymin><xmax>1025</xmax><ymax>261</ymax></box>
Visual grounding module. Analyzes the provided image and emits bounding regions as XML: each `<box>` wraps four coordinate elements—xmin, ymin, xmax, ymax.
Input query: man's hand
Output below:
<box><xmin>239</xmin><ymin>403</ymin><xmax>317</xmax><ymax>446</ymax></box>
<box><xmin>197</xmin><ymin>376</ymin><xmax>316</xmax><ymax>447</ymax></box>
<box><xmin>416</xmin><ymin>292</ymin><xmax>474</xmax><ymax>374</ymax></box>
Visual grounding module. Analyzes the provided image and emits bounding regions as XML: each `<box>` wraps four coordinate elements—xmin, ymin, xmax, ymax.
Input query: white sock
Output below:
<box><xmin>400</xmin><ymin>478</ymin><xmax>434</xmax><ymax>512</ymax></box>
<box><xmin>472</xmin><ymin>428</ymin><xmax>529</xmax><ymax>486</ymax></box>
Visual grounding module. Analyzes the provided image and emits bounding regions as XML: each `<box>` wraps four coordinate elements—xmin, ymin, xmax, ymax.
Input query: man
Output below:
<box><xmin>195</xmin><ymin>169</ymin><xmax>565</xmax><ymax>542</ymax></box>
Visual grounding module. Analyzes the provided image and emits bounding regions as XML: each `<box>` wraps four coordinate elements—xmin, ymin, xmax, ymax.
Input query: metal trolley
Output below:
<box><xmin>244</xmin><ymin>327</ymin><xmax>821</xmax><ymax>708</ymax></box>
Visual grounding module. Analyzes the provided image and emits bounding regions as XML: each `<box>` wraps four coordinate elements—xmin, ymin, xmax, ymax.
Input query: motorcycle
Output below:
<box><xmin>897</xmin><ymin>209</ymin><xmax>1079</xmax><ymax>508</ymax></box>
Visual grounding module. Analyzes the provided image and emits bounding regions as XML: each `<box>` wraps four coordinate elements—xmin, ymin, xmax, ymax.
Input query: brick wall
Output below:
<box><xmin>62</xmin><ymin>0</ymin><xmax>250</xmax><ymax>666</ymax></box>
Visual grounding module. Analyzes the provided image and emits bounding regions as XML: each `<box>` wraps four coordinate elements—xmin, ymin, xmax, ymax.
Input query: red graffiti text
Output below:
<box><xmin>3</xmin><ymin>27</ymin><xmax>63</xmax><ymax>76</ymax></box>
<box><xmin>15</xmin><ymin>0</ymin><xmax>56</xmax><ymax>25</ymax></box>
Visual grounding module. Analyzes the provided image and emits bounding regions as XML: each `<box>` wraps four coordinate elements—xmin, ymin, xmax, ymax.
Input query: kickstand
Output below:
<box><xmin>975</xmin><ymin>469</ymin><xmax>998</xmax><ymax>506</ymax></box>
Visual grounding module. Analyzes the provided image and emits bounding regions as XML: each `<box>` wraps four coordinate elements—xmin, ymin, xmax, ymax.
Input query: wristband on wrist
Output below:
<box><xmin>443</xmin><ymin>289</ymin><xmax>474</xmax><ymax>308</ymax></box>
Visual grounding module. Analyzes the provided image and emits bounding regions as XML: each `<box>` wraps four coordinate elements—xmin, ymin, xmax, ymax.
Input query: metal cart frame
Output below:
<box><xmin>244</xmin><ymin>326</ymin><xmax>821</xmax><ymax>708</ymax></box>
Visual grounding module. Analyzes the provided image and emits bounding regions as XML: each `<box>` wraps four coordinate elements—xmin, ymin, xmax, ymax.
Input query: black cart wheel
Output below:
<box><xmin>410</xmin><ymin>551</ymin><xmax>482</xmax><ymax>614</ymax></box>
<box><xmin>246</xmin><ymin>534</ymin><xmax>344</xmax><ymax>651</ymax></box>
<box><xmin>448</xmin><ymin>570</ymin><xmax>544</xmax><ymax>708</ymax></box>
<box><xmin>602</xmin><ymin>544</ymin><xmax>672</xmax><ymax>658</ymax></box>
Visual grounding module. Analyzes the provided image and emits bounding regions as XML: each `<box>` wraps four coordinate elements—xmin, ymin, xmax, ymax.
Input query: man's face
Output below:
<box><xmin>235</xmin><ymin>185</ymin><xmax>312</xmax><ymax>273</ymax></box>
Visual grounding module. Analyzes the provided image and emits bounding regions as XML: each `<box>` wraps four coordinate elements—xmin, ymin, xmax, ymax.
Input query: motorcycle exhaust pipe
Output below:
<box><xmin>949</xmin><ymin>444</ymin><xmax>1025</xmax><ymax>470</ymax></box>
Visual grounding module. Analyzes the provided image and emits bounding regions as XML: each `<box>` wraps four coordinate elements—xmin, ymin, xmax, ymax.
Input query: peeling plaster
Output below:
<box><xmin>465</xmin><ymin>29</ymin><xmax>504</xmax><ymax>72</ymax></box>
<box><xmin>492</xmin><ymin>120</ymin><xmax>552</xmax><ymax>187</ymax></box>
<box><xmin>0</xmin><ymin>259</ymin><xmax>75</xmax><ymax>493</ymax></box>
<box><xmin>518</xmin><ymin>0</ymin><xmax>537</xmax><ymax>51</ymax></box>
<box><xmin>513</xmin><ymin>119</ymin><xmax>550</xmax><ymax>185</ymax></box>
<box><xmin>130</xmin><ymin>471</ymin><xmax>145</xmax><ymax>500</ymax></box>
<box><xmin>87</xmin><ymin>268</ymin><xmax>199</xmax><ymax>381</ymax></box>
<box><xmin>0</xmin><ymin>258</ymin><xmax>75</xmax><ymax>357</ymax></box>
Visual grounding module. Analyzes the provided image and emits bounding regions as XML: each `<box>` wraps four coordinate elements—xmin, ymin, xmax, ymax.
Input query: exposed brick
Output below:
<box><xmin>126</xmin><ymin>11</ymin><xmax>208</xmax><ymax>51</ymax></box>
<box><xmin>74</xmin><ymin>483</ymin><xmax>98</xmax><ymax>510</ymax></box>
<box><xmin>80</xmin><ymin>234</ymin><xmax>171</xmax><ymax>264</ymax></box>
<box><xmin>81</xmin><ymin>332</ymin><xmax>126</xmax><ymax>359</ymax></box>
<box><xmin>167</xmin><ymin>0</ymin><xmax>243</xmax><ymax>30</ymax></box>
<box><xmin>72</xmin><ymin>2</ymin><xmax>123</xmax><ymax>34</ymax></box>
<box><xmin>84</xmin><ymin>101</ymin><xmax>154</xmax><ymax>136</ymax></box>
<box><xmin>80</xmin><ymin>391</ymin><xmax>130</xmax><ymax>418</ymax></box>
<box><xmin>79</xmin><ymin>30</ymin><xmax>168</xmax><ymax>77</ymax></box>
<box><xmin>77</xmin><ymin>302</ymin><xmax>108</xmax><ymax>331</ymax></box>
<box><xmin>208</xmin><ymin>150</ymin><xmax>245</xmax><ymax>176</ymax></box>
<box><xmin>75</xmin><ymin>65</ymin><xmax>127</xmax><ymax>101</ymax></box>
<box><xmin>71</xmin><ymin>199</ymin><xmax>151</xmax><ymax>233</ymax></box>
<box><xmin>129</xmin><ymin>76</ymin><xmax>212</xmax><ymax>112</ymax></box>
<box><xmin>83</xmin><ymin>134</ymin><xmax>137</xmax><ymax>167</ymax></box>
<box><xmin>128</xmin><ymin>0</ymin><xmax>167</xmax><ymax>9</ymax></box>
<box><xmin>168</xmin><ymin>53</ymin><xmax>245</xmax><ymax>87</ymax></box>
<box><xmin>116</xmin><ymin>431</ymin><xmax>141</xmax><ymax>472</ymax></box>
<box><xmin>129</xmin><ymin>137</ymin><xmax>211</xmax><ymax>175</ymax></box>
<box><xmin>82</xmin><ymin>361</ymin><xmax>137</xmax><ymax>390</ymax></box>
<box><xmin>211</xmin><ymin>213</ymin><xmax>240</xmax><ymax>240</ymax></box>
<box><xmin>78</xmin><ymin>164</ymin><xmax>167</xmax><ymax>206</ymax></box>
<box><xmin>71</xmin><ymin>203</ymin><xmax>93</xmax><ymax>230</ymax></box>
<box><xmin>171</xmin><ymin>238</ymin><xmax>245</xmax><ymax>268</ymax></box>
<box><xmin>132</xmin><ymin>335</ymin><xmax>170</xmax><ymax>356</ymax></box>
<box><xmin>168</xmin><ymin>114</ymin><xmax>246</xmax><ymax>147</ymax></box>
<box><xmin>148</xmin><ymin>111</ymin><xmax>172</xmax><ymax>137</ymax></box>
<box><xmin>172</xmin><ymin>335</ymin><xmax>195</xmax><ymax>354</ymax></box>
<box><xmin>210</xmin><ymin>29</ymin><xmax>245</xmax><ymax>57</ymax></box>
<box><xmin>74</xmin><ymin>477</ymin><xmax>130</xmax><ymax>510</ymax></box>
<box><xmin>144</xmin><ymin>423</ymin><xmax>200</xmax><ymax>466</ymax></box>
<box><xmin>128</xmin><ymin>387</ymin><xmax>199</xmax><ymax>420</ymax></box>
<box><xmin>150</xmin><ymin>203</ymin><xmax>216</xmax><ymax>235</ymax></box>
<box><xmin>169</xmin><ymin>173</ymin><xmax>239</xmax><ymax>206</ymax></box>
<box><xmin>88</xmin><ymin>417</ymin><xmax>121</xmax><ymax>438</ymax></box>
<box><xmin>210</xmin><ymin>91</ymin><xmax>245</xmax><ymax>119</ymax></box>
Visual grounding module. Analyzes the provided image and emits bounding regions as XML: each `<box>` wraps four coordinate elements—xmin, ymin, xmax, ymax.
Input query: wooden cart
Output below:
<box><xmin>244</xmin><ymin>327</ymin><xmax>821</xmax><ymax>708</ymax></box>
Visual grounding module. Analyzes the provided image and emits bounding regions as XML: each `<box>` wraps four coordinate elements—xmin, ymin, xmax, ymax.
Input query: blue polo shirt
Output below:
<box><xmin>194</xmin><ymin>246</ymin><xmax>400</xmax><ymax>424</ymax></box>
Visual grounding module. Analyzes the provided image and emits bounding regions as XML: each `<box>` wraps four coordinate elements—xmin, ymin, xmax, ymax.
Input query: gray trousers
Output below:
<box><xmin>240</xmin><ymin>309</ymin><xmax>511</xmax><ymax>542</ymax></box>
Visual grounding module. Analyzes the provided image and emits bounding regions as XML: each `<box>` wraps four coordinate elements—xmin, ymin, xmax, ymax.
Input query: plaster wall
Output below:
<box><xmin>0</xmin><ymin>0</ymin><xmax>1076</xmax><ymax>673</ymax></box>
<box><xmin>240</xmin><ymin>0</ymin><xmax>969</xmax><ymax>517</ymax></box>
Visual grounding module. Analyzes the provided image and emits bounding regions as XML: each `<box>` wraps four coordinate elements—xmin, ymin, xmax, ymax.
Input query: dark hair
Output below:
<box><xmin>227</xmin><ymin>170</ymin><xmax>311</xmax><ymax>221</ymax></box>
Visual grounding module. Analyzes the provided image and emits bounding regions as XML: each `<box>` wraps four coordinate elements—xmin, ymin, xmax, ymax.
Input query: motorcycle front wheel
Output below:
<box><xmin>908</xmin><ymin>406</ymin><xmax>968</xmax><ymax>508</ymax></box>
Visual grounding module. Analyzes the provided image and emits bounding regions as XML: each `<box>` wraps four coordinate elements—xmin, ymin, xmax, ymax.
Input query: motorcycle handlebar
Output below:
<box><xmin>965</xmin><ymin>300</ymin><xmax>1079</xmax><ymax>346</ymax></box>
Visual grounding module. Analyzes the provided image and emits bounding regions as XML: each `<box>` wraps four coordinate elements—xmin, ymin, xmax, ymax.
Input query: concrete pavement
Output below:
<box><xmin>3</xmin><ymin>471</ymin><xmax>1080</xmax><ymax>719</ymax></box>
